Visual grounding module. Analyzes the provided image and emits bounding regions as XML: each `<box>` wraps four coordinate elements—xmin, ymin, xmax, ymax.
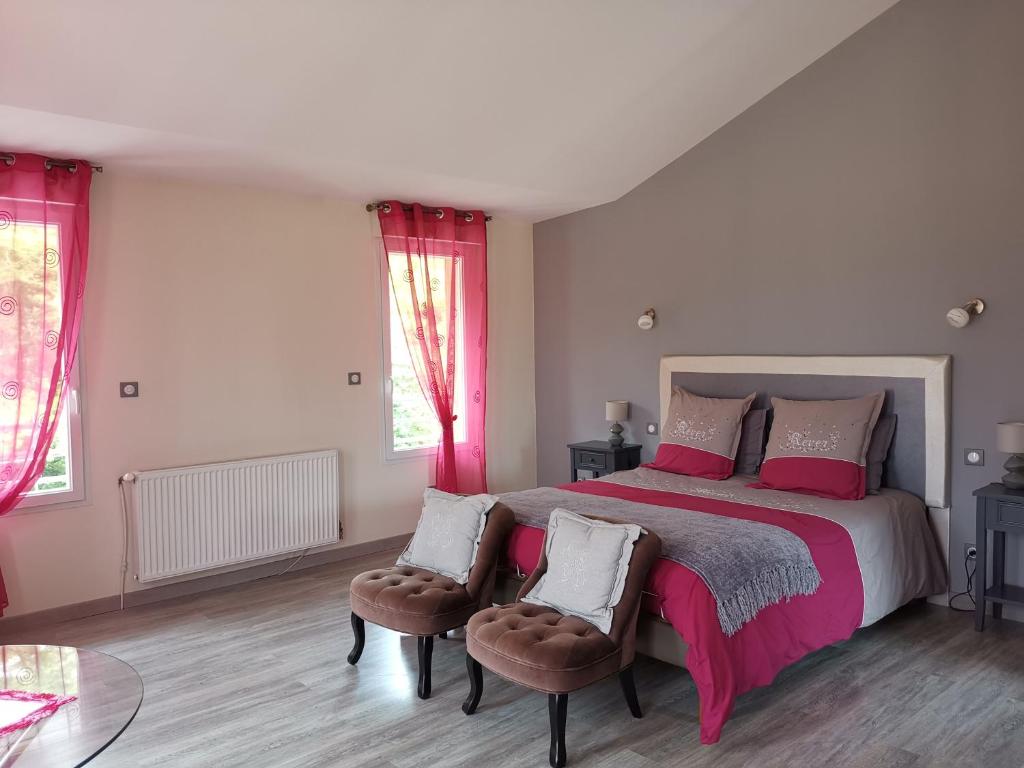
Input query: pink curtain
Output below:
<box><xmin>378</xmin><ymin>201</ymin><xmax>488</xmax><ymax>494</ymax></box>
<box><xmin>0</xmin><ymin>153</ymin><xmax>92</xmax><ymax>615</ymax></box>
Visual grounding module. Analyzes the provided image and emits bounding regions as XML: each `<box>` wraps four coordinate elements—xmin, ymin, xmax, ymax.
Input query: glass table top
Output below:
<box><xmin>0</xmin><ymin>645</ymin><xmax>143</xmax><ymax>767</ymax></box>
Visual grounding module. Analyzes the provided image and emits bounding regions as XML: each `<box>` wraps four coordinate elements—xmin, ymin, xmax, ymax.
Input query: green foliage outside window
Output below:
<box><xmin>392</xmin><ymin>361</ymin><xmax>440</xmax><ymax>451</ymax></box>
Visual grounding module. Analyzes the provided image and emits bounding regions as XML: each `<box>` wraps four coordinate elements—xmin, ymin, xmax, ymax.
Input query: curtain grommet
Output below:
<box><xmin>465</xmin><ymin>213</ymin><xmax>474</xmax><ymax>223</ymax></box>
<box><xmin>382</xmin><ymin>202</ymin><xmax>392</xmax><ymax>213</ymax></box>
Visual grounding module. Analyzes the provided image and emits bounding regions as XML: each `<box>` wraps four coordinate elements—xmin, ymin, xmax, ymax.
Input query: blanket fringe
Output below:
<box><xmin>717</xmin><ymin>564</ymin><xmax>822</xmax><ymax>637</ymax></box>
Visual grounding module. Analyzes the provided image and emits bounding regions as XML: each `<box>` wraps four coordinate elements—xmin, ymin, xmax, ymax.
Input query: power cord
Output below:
<box><xmin>948</xmin><ymin>550</ymin><xmax>977</xmax><ymax>613</ymax></box>
<box><xmin>275</xmin><ymin>549</ymin><xmax>309</xmax><ymax>577</ymax></box>
<box><xmin>117</xmin><ymin>472</ymin><xmax>136</xmax><ymax>611</ymax></box>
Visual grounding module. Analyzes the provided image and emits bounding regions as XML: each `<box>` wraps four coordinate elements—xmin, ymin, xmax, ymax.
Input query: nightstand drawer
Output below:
<box><xmin>995</xmin><ymin>502</ymin><xmax>1024</xmax><ymax>529</ymax></box>
<box><xmin>576</xmin><ymin>451</ymin><xmax>607</xmax><ymax>470</ymax></box>
<box><xmin>567</xmin><ymin>441</ymin><xmax>642</xmax><ymax>482</ymax></box>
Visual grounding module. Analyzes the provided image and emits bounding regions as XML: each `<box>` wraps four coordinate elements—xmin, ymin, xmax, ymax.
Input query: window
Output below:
<box><xmin>20</xmin><ymin>369</ymin><xmax>84</xmax><ymax>507</ymax></box>
<box><xmin>381</xmin><ymin>250</ymin><xmax>467</xmax><ymax>459</ymax></box>
<box><xmin>1</xmin><ymin>217</ymin><xmax>85</xmax><ymax>510</ymax></box>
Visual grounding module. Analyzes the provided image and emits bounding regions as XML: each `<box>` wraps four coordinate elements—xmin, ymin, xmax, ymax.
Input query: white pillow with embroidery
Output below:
<box><xmin>522</xmin><ymin>508</ymin><xmax>643</xmax><ymax>633</ymax></box>
<box><xmin>396</xmin><ymin>488</ymin><xmax>498</xmax><ymax>584</ymax></box>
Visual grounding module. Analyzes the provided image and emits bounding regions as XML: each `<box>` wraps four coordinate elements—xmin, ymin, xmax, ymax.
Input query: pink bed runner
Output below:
<box><xmin>0</xmin><ymin>689</ymin><xmax>76</xmax><ymax>738</ymax></box>
<box><xmin>504</xmin><ymin>479</ymin><xmax>863</xmax><ymax>744</ymax></box>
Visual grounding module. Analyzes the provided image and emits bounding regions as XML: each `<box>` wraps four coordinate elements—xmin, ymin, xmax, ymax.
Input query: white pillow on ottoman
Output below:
<box><xmin>522</xmin><ymin>508</ymin><xmax>643</xmax><ymax>633</ymax></box>
<box><xmin>396</xmin><ymin>488</ymin><xmax>498</xmax><ymax>584</ymax></box>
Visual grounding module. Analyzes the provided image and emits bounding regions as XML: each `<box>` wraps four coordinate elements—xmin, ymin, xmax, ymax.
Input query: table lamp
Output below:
<box><xmin>996</xmin><ymin>421</ymin><xmax>1024</xmax><ymax>490</ymax></box>
<box><xmin>606</xmin><ymin>400</ymin><xmax>629</xmax><ymax>447</ymax></box>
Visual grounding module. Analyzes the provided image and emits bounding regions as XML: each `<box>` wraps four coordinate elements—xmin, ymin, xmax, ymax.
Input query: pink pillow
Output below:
<box><xmin>645</xmin><ymin>387</ymin><xmax>755</xmax><ymax>480</ymax></box>
<box><xmin>752</xmin><ymin>393</ymin><xmax>884</xmax><ymax>500</ymax></box>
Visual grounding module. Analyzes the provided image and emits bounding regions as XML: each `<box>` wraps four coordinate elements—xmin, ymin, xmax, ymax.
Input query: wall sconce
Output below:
<box><xmin>946</xmin><ymin>298</ymin><xmax>985</xmax><ymax>328</ymax></box>
<box><xmin>637</xmin><ymin>308</ymin><xmax>656</xmax><ymax>331</ymax></box>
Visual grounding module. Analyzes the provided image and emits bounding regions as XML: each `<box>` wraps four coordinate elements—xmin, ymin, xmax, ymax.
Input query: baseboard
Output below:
<box><xmin>0</xmin><ymin>533</ymin><xmax>411</xmax><ymax>634</ymax></box>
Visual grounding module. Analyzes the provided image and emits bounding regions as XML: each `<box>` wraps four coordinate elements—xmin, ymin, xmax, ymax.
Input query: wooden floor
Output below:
<box><xmin>5</xmin><ymin>549</ymin><xmax>1024</xmax><ymax>768</ymax></box>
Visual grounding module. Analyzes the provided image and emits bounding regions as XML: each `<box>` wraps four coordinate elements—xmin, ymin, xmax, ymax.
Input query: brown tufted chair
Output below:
<box><xmin>463</xmin><ymin>520</ymin><xmax>661</xmax><ymax>768</ymax></box>
<box><xmin>347</xmin><ymin>502</ymin><xmax>515</xmax><ymax>699</ymax></box>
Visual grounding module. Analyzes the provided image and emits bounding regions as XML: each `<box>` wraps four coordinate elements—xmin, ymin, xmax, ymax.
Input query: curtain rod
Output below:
<box><xmin>366</xmin><ymin>202</ymin><xmax>491</xmax><ymax>222</ymax></box>
<box><xmin>1</xmin><ymin>152</ymin><xmax>104</xmax><ymax>174</ymax></box>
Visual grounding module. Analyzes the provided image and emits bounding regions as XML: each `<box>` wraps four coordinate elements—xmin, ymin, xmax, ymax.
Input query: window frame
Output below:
<box><xmin>378</xmin><ymin>244</ymin><xmax>468</xmax><ymax>463</ymax></box>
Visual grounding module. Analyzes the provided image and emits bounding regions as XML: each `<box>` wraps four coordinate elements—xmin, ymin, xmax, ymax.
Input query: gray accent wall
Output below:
<box><xmin>533</xmin><ymin>0</ymin><xmax>1024</xmax><ymax>596</ymax></box>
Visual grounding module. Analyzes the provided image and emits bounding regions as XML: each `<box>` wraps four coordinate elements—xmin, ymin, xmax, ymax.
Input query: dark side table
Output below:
<box><xmin>973</xmin><ymin>483</ymin><xmax>1024</xmax><ymax>631</ymax></box>
<box><xmin>568</xmin><ymin>441</ymin><xmax>642</xmax><ymax>482</ymax></box>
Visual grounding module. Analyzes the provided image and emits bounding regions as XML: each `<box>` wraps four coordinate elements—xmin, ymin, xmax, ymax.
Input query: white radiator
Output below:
<box><xmin>132</xmin><ymin>450</ymin><xmax>340</xmax><ymax>582</ymax></box>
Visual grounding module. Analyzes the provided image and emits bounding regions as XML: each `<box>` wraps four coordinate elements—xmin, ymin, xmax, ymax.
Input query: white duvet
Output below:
<box><xmin>597</xmin><ymin>467</ymin><xmax>948</xmax><ymax>626</ymax></box>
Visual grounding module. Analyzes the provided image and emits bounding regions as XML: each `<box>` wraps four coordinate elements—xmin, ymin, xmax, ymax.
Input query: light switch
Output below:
<box><xmin>646</xmin><ymin>422</ymin><xmax>659</xmax><ymax>436</ymax></box>
<box><xmin>119</xmin><ymin>381</ymin><xmax>139</xmax><ymax>398</ymax></box>
<box><xmin>964</xmin><ymin>448</ymin><xmax>984</xmax><ymax>466</ymax></box>
<box><xmin>347</xmin><ymin>372</ymin><xmax>361</xmax><ymax>386</ymax></box>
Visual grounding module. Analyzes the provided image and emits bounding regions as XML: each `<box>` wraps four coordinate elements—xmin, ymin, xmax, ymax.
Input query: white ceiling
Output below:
<box><xmin>0</xmin><ymin>0</ymin><xmax>897</xmax><ymax>221</ymax></box>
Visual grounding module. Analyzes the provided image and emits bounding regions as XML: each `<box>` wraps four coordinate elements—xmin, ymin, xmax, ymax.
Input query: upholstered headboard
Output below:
<box><xmin>659</xmin><ymin>355</ymin><xmax>951</xmax><ymax>509</ymax></box>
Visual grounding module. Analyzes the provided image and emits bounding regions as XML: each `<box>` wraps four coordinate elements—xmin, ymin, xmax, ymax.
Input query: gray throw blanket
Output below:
<box><xmin>498</xmin><ymin>486</ymin><xmax>822</xmax><ymax>636</ymax></box>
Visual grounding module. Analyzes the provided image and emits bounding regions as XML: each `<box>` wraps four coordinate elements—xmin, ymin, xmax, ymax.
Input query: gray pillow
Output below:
<box><xmin>522</xmin><ymin>509</ymin><xmax>643</xmax><ymax>633</ymax></box>
<box><xmin>866</xmin><ymin>414</ymin><xmax>897</xmax><ymax>492</ymax></box>
<box><xmin>734</xmin><ymin>408</ymin><xmax>768</xmax><ymax>476</ymax></box>
<box><xmin>396</xmin><ymin>488</ymin><xmax>498</xmax><ymax>584</ymax></box>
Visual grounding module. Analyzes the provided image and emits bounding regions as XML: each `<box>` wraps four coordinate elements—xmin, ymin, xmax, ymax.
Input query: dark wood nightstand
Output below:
<box><xmin>973</xmin><ymin>483</ymin><xmax>1024</xmax><ymax>631</ymax></box>
<box><xmin>568</xmin><ymin>441</ymin><xmax>642</xmax><ymax>482</ymax></box>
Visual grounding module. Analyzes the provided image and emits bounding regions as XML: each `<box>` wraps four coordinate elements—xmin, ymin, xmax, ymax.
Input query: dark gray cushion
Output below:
<box><xmin>734</xmin><ymin>409</ymin><xmax>768</xmax><ymax>476</ymax></box>
<box><xmin>866</xmin><ymin>414</ymin><xmax>897</xmax><ymax>492</ymax></box>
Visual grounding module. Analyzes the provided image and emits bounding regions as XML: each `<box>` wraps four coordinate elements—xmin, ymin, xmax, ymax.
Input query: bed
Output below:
<box><xmin>494</xmin><ymin>355</ymin><xmax>950</xmax><ymax>744</ymax></box>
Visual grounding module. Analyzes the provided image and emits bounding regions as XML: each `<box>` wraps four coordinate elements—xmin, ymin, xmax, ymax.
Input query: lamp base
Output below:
<box><xmin>608</xmin><ymin>422</ymin><xmax>624</xmax><ymax>447</ymax></box>
<box><xmin>1003</xmin><ymin>454</ymin><xmax>1024</xmax><ymax>490</ymax></box>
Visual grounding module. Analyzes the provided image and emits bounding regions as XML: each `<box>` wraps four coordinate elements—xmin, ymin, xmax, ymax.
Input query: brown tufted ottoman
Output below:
<box><xmin>347</xmin><ymin>502</ymin><xmax>514</xmax><ymax>699</ymax></box>
<box><xmin>463</xmin><ymin>524</ymin><xmax>661</xmax><ymax>768</ymax></box>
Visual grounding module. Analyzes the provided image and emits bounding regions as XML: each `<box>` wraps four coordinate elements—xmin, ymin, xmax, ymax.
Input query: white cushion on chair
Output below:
<box><xmin>522</xmin><ymin>508</ymin><xmax>643</xmax><ymax>633</ymax></box>
<box><xmin>396</xmin><ymin>488</ymin><xmax>498</xmax><ymax>584</ymax></box>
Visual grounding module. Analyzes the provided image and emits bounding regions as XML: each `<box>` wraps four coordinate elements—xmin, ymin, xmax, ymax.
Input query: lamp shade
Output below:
<box><xmin>997</xmin><ymin>422</ymin><xmax>1024</xmax><ymax>454</ymax></box>
<box><xmin>606</xmin><ymin>400</ymin><xmax>629</xmax><ymax>422</ymax></box>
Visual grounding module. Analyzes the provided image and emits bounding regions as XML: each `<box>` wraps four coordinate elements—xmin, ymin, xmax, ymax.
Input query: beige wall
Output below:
<box><xmin>0</xmin><ymin>174</ymin><xmax>536</xmax><ymax>618</ymax></box>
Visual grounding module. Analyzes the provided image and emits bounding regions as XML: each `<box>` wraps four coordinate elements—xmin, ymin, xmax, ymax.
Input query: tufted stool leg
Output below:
<box><xmin>619</xmin><ymin>666</ymin><xmax>642</xmax><ymax>718</ymax></box>
<box><xmin>417</xmin><ymin>635</ymin><xmax>434</xmax><ymax>699</ymax></box>
<box><xmin>548</xmin><ymin>693</ymin><xmax>568</xmax><ymax>768</ymax></box>
<box><xmin>462</xmin><ymin>654</ymin><xmax>483</xmax><ymax>714</ymax></box>
<box><xmin>347</xmin><ymin>613</ymin><xmax>365</xmax><ymax>665</ymax></box>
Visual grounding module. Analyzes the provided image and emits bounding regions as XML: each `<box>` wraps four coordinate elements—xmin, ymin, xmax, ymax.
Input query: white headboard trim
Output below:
<box><xmin>659</xmin><ymin>355</ymin><xmax>951</xmax><ymax>509</ymax></box>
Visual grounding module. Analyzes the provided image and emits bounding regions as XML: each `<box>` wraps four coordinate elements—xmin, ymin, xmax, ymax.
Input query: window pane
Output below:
<box><xmin>1</xmin><ymin>220</ymin><xmax>62</xmax><ymax>451</ymax></box>
<box><xmin>390</xmin><ymin>283</ymin><xmax>441</xmax><ymax>451</ymax></box>
<box><xmin>27</xmin><ymin>402</ymin><xmax>72</xmax><ymax>496</ymax></box>
<box><xmin>3</xmin><ymin>214</ymin><xmax>78</xmax><ymax>500</ymax></box>
<box><xmin>388</xmin><ymin>253</ymin><xmax>467</xmax><ymax>453</ymax></box>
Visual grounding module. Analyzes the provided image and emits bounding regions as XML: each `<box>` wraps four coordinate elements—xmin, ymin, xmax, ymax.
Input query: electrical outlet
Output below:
<box><xmin>964</xmin><ymin>543</ymin><xmax>978</xmax><ymax>561</ymax></box>
<box><xmin>964</xmin><ymin>448</ymin><xmax>985</xmax><ymax>466</ymax></box>
<box><xmin>119</xmin><ymin>381</ymin><xmax>139</xmax><ymax>398</ymax></box>
<box><xmin>646</xmin><ymin>422</ymin><xmax>659</xmax><ymax>436</ymax></box>
<box><xmin>347</xmin><ymin>372</ymin><xmax>361</xmax><ymax>385</ymax></box>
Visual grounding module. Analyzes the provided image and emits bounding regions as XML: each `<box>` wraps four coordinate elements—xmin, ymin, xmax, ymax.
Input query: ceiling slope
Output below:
<box><xmin>0</xmin><ymin>0</ymin><xmax>897</xmax><ymax>220</ymax></box>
